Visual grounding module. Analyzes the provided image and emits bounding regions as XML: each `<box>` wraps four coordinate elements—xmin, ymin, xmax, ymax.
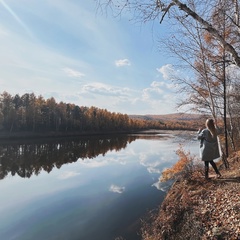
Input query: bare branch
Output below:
<box><xmin>172</xmin><ymin>0</ymin><xmax>240</xmax><ymax>67</ymax></box>
<box><xmin>160</xmin><ymin>2</ymin><xmax>175</xmax><ymax>23</ymax></box>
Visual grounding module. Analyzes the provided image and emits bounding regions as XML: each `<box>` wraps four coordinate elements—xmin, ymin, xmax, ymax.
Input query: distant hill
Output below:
<box><xmin>129</xmin><ymin>113</ymin><xmax>207</xmax><ymax>121</ymax></box>
<box><xmin>128</xmin><ymin>113</ymin><xmax>209</xmax><ymax>130</ymax></box>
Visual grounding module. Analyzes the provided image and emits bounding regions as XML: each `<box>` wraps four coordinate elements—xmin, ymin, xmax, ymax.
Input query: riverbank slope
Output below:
<box><xmin>142</xmin><ymin>153</ymin><xmax>240</xmax><ymax>239</ymax></box>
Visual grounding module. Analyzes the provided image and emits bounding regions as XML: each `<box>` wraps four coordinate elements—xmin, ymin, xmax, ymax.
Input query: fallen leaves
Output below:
<box><xmin>141</xmin><ymin>153</ymin><xmax>240</xmax><ymax>240</ymax></box>
<box><xmin>197</xmin><ymin>182</ymin><xmax>240</xmax><ymax>239</ymax></box>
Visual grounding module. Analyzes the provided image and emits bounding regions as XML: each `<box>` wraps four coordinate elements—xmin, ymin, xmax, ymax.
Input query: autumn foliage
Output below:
<box><xmin>160</xmin><ymin>145</ymin><xmax>198</xmax><ymax>182</ymax></box>
<box><xmin>0</xmin><ymin>91</ymin><xmax>202</xmax><ymax>137</ymax></box>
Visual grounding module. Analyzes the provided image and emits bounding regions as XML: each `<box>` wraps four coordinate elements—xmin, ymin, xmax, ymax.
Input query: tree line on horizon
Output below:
<box><xmin>0</xmin><ymin>91</ymin><xmax>196</xmax><ymax>135</ymax></box>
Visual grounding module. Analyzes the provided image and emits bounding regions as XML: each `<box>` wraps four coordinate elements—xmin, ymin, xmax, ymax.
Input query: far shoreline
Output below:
<box><xmin>0</xmin><ymin>129</ymin><xmax>196</xmax><ymax>141</ymax></box>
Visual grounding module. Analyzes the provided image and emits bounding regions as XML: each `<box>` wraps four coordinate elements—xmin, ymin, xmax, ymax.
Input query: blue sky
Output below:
<box><xmin>0</xmin><ymin>0</ymin><xmax>179</xmax><ymax>115</ymax></box>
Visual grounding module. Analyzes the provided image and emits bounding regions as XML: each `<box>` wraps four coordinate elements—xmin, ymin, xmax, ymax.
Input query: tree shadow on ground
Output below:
<box><xmin>215</xmin><ymin>176</ymin><xmax>240</xmax><ymax>183</ymax></box>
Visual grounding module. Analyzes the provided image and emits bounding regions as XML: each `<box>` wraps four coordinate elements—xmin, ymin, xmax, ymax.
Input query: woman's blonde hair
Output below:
<box><xmin>206</xmin><ymin>118</ymin><xmax>216</xmax><ymax>137</ymax></box>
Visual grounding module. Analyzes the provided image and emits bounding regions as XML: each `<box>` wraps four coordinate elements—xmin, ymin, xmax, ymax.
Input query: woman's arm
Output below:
<box><xmin>197</xmin><ymin>128</ymin><xmax>205</xmax><ymax>140</ymax></box>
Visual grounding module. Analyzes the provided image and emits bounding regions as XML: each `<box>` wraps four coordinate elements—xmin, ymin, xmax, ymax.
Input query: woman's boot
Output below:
<box><xmin>205</xmin><ymin>166</ymin><xmax>209</xmax><ymax>180</ymax></box>
<box><xmin>211</xmin><ymin>161</ymin><xmax>222</xmax><ymax>178</ymax></box>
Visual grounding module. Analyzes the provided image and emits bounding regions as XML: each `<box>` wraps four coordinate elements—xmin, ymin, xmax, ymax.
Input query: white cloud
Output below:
<box><xmin>81</xmin><ymin>82</ymin><xmax>130</xmax><ymax>97</ymax></box>
<box><xmin>156</xmin><ymin>64</ymin><xmax>175</xmax><ymax>80</ymax></box>
<box><xmin>63</xmin><ymin>68</ymin><xmax>85</xmax><ymax>78</ymax></box>
<box><xmin>141</xmin><ymin>79</ymin><xmax>176</xmax><ymax>102</ymax></box>
<box><xmin>142</xmin><ymin>87</ymin><xmax>163</xmax><ymax>100</ymax></box>
<box><xmin>150</xmin><ymin>81</ymin><xmax>165</xmax><ymax>88</ymax></box>
<box><xmin>109</xmin><ymin>87</ymin><xmax>177</xmax><ymax>115</ymax></box>
<box><xmin>115</xmin><ymin>59</ymin><xmax>131</xmax><ymax>67</ymax></box>
<box><xmin>150</xmin><ymin>81</ymin><xmax>174</xmax><ymax>89</ymax></box>
<box><xmin>109</xmin><ymin>184</ymin><xmax>125</xmax><ymax>194</ymax></box>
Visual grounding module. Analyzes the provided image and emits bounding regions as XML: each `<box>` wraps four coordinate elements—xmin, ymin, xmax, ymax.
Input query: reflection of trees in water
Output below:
<box><xmin>0</xmin><ymin>135</ymin><xmax>138</xmax><ymax>180</ymax></box>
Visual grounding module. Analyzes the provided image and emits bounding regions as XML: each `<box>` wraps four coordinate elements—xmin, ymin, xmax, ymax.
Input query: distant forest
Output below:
<box><xmin>0</xmin><ymin>91</ymin><xmax>199</xmax><ymax>136</ymax></box>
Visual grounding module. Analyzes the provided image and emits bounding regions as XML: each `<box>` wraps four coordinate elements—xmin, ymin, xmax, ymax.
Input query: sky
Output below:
<box><xmin>0</xmin><ymin>0</ymin><xmax>180</xmax><ymax>115</ymax></box>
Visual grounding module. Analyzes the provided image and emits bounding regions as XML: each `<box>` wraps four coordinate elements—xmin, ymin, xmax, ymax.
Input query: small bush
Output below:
<box><xmin>160</xmin><ymin>145</ymin><xmax>198</xmax><ymax>182</ymax></box>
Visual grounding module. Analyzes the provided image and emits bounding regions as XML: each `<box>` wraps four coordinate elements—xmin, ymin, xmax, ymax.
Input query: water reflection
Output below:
<box><xmin>0</xmin><ymin>132</ymin><xmax>199</xmax><ymax>240</ymax></box>
<box><xmin>152</xmin><ymin>179</ymin><xmax>175</xmax><ymax>192</ymax></box>
<box><xmin>0</xmin><ymin>135</ymin><xmax>139</xmax><ymax>180</ymax></box>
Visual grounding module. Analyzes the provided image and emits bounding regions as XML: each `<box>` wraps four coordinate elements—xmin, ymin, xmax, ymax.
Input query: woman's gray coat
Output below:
<box><xmin>197</xmin><ymin>128</ymin><xmax>220</xmax><ymax>161</ymax></box>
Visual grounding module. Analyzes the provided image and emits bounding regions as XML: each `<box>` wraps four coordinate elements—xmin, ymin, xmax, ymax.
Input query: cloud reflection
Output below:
<box><xmin>139</xmin><ymin>153</ymin><xmax>164</xmax><ymax>174</ymax></box>
<box><xmin>147</xmin><ymin>166</ymin><xmax>161</xmax><ymax>174</ymax></box>
<box><xmin>139</xmin><ymin>148</ymin><xmax>176</xmax><ymax>175</ymax></box>
<box><xmin>79</xmin><ymin>155</ymin><xmax>127</xmax><ymax>168</ymax></box>
<box><xmin>58</xmin><ymin>171</ymin><xmax>80</xmax><ymax>180</ymax></box>
<box><xmin>109</xmin><ymin>184</ymin><xmax>125</xmax><ymax>194</ymax></box>
<box><xmin>152</xmin><ymin>179</ymin><xmax>175</xmax><ymax>192</ymax></box>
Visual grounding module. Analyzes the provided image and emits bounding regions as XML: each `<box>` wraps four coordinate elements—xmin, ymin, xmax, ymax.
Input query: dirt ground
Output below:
<box><xmin>141</xmin><ymin>153</ymin><xmax>240</xmax><ymax>240</ymax></box>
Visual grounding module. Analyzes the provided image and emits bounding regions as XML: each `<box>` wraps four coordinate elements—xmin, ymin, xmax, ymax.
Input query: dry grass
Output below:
<box><xmin>160</xmin><ymin>145</ymin><xmax>200</xmax><ymax>182</ymax></box>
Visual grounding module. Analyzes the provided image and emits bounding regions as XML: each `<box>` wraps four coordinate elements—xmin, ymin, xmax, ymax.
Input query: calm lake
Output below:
<box><xmin>0</xmin><ymin>131</ymin><xmax>199</xmax><ymax>240</ymax></box>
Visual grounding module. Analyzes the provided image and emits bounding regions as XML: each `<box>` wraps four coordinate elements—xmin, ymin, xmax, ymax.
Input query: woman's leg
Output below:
<box><xmin>209</xmin><ymin>160</ymin><xmax>221</xmax><ymax>176</ymax></box>
<box><xmin>204</xmin><ymin>161</ymin><xmax>209</xmax><ymax>179</ymax></box>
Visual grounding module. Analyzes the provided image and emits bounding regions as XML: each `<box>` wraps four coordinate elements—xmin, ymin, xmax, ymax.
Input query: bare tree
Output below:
<box><xmin>97</xmin><ymin>0</ymin><xmax>240</xmax><ymax>159</ymax></box>
<box><xmin>96</xmin><ymin>0</ymin><xmax>240</xmax><ymax>67</ymax></box>
<box><xmin>161</xmin><ymin>0</ymin><xmax>239</xmax><ymax>159</ymax></box>
<box><xmin>157</xmin><ymin>2</ymin><xmax>223</xmax><ymax>115</ymax></box>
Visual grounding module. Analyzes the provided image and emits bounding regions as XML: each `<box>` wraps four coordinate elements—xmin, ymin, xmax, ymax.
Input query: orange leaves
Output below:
<box><xmin>203</xmin><ymin>32</ymin><xmax>213</xmax><ymax>44</ymax></box>
<box><xmin>160</xmin><ymin>145</ymin><xmax>195</xmax><ymax>182</ymax></box>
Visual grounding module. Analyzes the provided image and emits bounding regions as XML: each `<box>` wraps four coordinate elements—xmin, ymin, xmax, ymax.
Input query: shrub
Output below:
<box><xmin>160</xmin><ymin>145</ymin><xmax>198</xmax><ymax>182</ymax></box>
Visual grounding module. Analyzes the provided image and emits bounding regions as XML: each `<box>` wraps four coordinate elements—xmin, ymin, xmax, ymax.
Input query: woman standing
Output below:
<box><xmin>197</xmin><ymin>119</ymin><xmax>222</xmax><ymax>179</ymax></box>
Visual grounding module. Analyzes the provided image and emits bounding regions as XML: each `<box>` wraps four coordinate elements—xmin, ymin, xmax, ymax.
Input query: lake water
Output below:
<box><xmin>0</xmin><ymin>131</ymin><xmax>199</xmax><ymax>240</ymax></box>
